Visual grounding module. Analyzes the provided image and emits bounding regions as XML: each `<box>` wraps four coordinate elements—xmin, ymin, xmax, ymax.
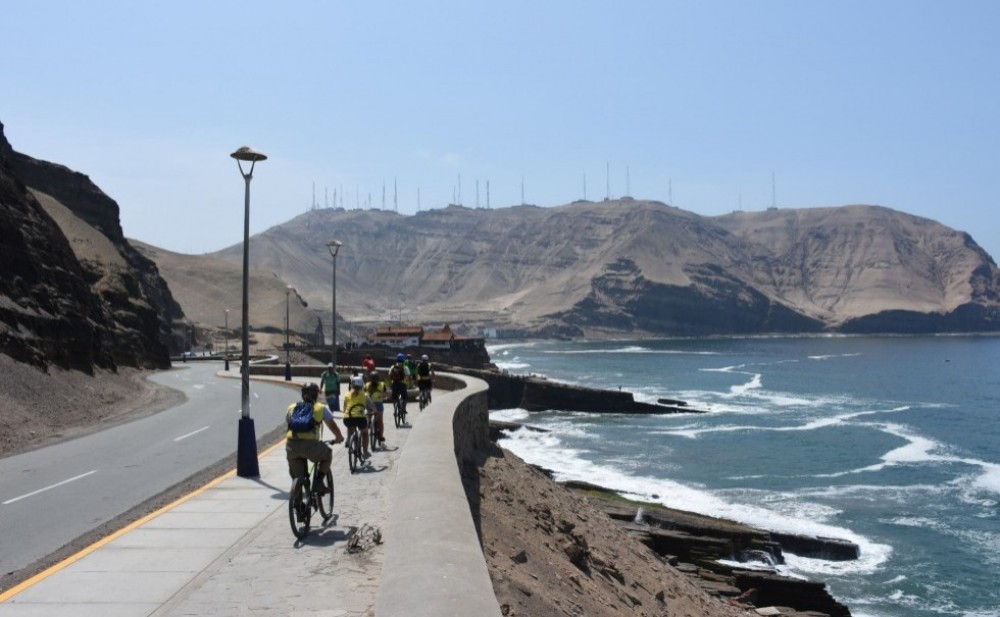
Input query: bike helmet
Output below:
<box><xmin>421</xmin><ymin>354</ymin><xmax>429</xmax><ymax>361</ymax></box>
<box><xmin>396</xmin><ymin>353</ymin><xmax>406</xmax><ymax>362</ymax></box>
<box><xmin>369</xmin><ymin>370</ymin><xmax>380</xmax><ymax>381</ymax></box>
<box><xmin>301</xmin><ymin>382</ymin><xmax>320</xmax><ymax>401</ymax></box>
<box><xmin>350</xmin><ymin>376</ymin><xmax>364</xmax><ymax>389</ymax></box>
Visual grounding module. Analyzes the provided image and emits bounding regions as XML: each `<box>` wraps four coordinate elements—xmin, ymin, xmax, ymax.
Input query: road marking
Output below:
<box><xmin>174</xmin><ymin>425</ymin><xmax>210</xmax><ymax>441</ymax></box>
<box><xmin>2</xmin><ymin>470</ymin><xmax>99</xmax><ymax>505</ymax></box>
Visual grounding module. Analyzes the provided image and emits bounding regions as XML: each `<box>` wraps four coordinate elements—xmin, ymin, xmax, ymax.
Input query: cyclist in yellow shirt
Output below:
<box><xmin>285</xmin><ymin>383</ymin><xmax>344</xmax><ymax>492</ymax></box>
<box><xmin>342</xmin><ymin>376</ymin><xmax>376</xmax><ymax>460</ymax></box>
<box><xmin>365</xmin><ymin>371</ymin><xmax>387</xmax><ymax>449</ymax></box>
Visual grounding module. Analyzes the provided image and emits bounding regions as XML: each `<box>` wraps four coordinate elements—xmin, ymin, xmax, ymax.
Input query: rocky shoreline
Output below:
<box><xmin>491</xmin><ymin>420</ymin><xmax>856</xmax><ymax>617</ymax></box>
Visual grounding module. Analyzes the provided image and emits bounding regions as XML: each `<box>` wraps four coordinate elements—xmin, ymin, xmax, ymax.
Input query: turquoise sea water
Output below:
<box><xmin>488</xmin><ymin>336</ymin><xmax>1000</xmax><ymax>617</ymax></box>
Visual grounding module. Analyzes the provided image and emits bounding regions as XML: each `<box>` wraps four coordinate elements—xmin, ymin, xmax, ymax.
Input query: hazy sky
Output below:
<box><xmin>3</xmin><ymin>1</ymin><xmax>999</xmax><ymax>258</ymax></box>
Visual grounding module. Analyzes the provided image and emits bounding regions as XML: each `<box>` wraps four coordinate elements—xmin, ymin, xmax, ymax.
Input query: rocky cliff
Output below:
<box><xmin>0</xmin><ymin>121</ymin><xmax>180</xmax><ymax>371</ymax></box>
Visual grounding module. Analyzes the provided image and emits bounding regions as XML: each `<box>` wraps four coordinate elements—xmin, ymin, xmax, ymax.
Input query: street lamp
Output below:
<box><xmin>284</xmin><ymin>285</ymin><xmax>293</xmax><ymax>381</ymax></box>
<box><xmin>231</xmin><ymin>145</ymin><xmax>267</xmax><ymax>478</ymax></box>
<box><xmin>224</xmin><ymin>309</ymin><xmax>230</xmax><ymax>371</ymax></box>
<box><xmin>327</xmin><ymin>240</ymin><xmax>342</xmax><ymax>369</ymax></box>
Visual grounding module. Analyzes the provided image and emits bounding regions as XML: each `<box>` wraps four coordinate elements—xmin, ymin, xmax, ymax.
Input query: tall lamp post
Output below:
<box><xmin>231</xmin><ymin>145</ymin><xmax>267</xmax><ymax>478</ymax></box>
<box><xmin>224</xmin><ymin>309</ymin><xmax>230</xmax><ymax>371</ymax></box>
<box><xmin>327</xmin><ymin>240</ymin><xmax>342</xmax><ymax>369</ymax></box>
<box><xmin>284</xmin><ymin>285</ymin><xmax>293</xmax><ymax>381</ymax></box>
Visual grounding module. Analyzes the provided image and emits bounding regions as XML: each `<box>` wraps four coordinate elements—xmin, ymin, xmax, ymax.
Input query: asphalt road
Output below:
<box><xmin>0</xmin><ymin>363</ymin><xmax>298</xmax><ymax>581</ymax></box>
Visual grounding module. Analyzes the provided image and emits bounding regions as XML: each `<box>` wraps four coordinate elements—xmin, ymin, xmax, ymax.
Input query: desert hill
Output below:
<box><xmin>130</xmin><ymin>241</ymin><xmax>322</xmax><ymax>353</ymax></box>
<box><xmin>188</xmin><ymin>199</ymin><xmax>1000</xmax><ymax>339</ymax></box>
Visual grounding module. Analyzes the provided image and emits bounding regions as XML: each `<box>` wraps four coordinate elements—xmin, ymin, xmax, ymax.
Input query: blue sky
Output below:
<box><xmin>3</xmin><ymin>1</ymin><xmax>999</xmax><ymax>258</ymax></box>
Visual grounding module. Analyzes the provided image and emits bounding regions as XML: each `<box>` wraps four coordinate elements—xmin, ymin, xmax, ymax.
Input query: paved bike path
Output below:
<box><xmin>0</xmin><ymin>401</ymin><xmax>415</xmax><ymax>616</ymax></box>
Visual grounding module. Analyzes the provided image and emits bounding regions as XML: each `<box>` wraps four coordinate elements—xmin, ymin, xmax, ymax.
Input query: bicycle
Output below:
<box><xmin>393</xmin><ymin>392</ymin><xmax>407</xmax><ymax>428</ymax></box>
<box><xmin>418</xmin><ymin>386</ymin><xmax>430</xmax><ymax>411</ymax></box>
<box><xmin>346</xmin><ymin>427</ymin><xmax>370</xmax><ymax>473</ymax></box>
<box><xmin>288</xmin><ymin>448</ymin><xmax>335</xmax><ymax>539</ymax></box>
<box><xmin>368</xmin><ymin>411</ymin><xmax>379</xmax><ymax>452</ymax></box>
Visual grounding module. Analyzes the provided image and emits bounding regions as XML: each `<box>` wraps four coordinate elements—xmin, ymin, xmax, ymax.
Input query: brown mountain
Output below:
<box><xmin>130</xmin><ymin>241</ymin><xmax>323</xmax><ymax>354</ymax></box>
<box><xmin>192</xmin><ymin>199</ymin><xmax>1000</xmax><ymax>338</ymax></box>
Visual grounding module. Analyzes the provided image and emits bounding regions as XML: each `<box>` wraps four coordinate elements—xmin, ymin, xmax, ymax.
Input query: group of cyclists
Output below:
<box><xmin>285</xmin><ymin>352</ymin><xmax>435</xmax><ymax>484</ymax></box>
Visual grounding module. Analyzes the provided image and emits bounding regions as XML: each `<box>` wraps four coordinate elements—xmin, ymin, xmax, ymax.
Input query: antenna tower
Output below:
<box><xmin>606</xmin><ymin>161</ymin><xmax>610</xmax><ymax>200</ymax></box>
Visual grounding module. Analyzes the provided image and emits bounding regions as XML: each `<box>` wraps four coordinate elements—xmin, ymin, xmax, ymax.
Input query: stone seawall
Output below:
<box><xmin>441</xmin><ymin>365</ymin><xmax>706</xmax><ymax>414</ymax></box>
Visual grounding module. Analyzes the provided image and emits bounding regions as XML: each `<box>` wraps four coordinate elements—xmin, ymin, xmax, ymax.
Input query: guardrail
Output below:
<box><xmin>374</xmin><ymin>373</ymin><xmax>502</xmax><ymax>617</ymax></box>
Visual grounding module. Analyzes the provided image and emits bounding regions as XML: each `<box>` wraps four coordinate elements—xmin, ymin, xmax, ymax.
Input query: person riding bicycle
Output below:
<box><xmin>319</xmin><ymin>363</ymin><xmax>340</xmax><ymax>411</ymax></box>
<box><xmin>286</xmin><ymin>382</ymin><xmax>344</xmax><ymax>493</ymax></box>
<box><xmin>362</xmin><ymin>353</ymin><xmax>376</xmax><ymax>375</ymax></box>
<box><xmin>388</xmin><ymin>353</ymin><xmax>408</xmax><ymax>417</ymax></box>
<box><xmin>403</xmin><ymin>353</ymin><xmax>416</xmax><ymax>388</ymax></box>
<box><xmin>343</xmin><ymin>375</ymin><xmax>376</xmax><ymax>460</ymax></box>
<box><xmin>416</xmin><ymin>353</ymin><xmax>434</xmax><ymax>404</ymax></box>
<box><xmin>365</xmin><ymin>370</ymin><xmax>387</xmax><ymax>448</ymax></box>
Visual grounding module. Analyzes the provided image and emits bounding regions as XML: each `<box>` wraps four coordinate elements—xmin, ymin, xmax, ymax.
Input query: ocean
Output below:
<box><xmin>488</xmin><ymin>336</ymin><xmax>1000</xmax><ymax>617</ymax></box>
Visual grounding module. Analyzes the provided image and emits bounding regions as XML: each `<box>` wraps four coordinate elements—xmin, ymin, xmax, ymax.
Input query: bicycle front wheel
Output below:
<box><xmin>316</xmin><ymin>469</ymin><xmax>334</xmax><ymax>521</ymax></box>
<box><xmin>393</xmin><ymin>402</ymin><xmax>401</xmax><ymax>428</ymax></box>
<box><xmin>289</xmin><ymin>477</ymin><xmax>311</xmax><ymax>539</ymax></box>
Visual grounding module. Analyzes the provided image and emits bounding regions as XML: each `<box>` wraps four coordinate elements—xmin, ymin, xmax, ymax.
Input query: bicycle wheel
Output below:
<box><xmin>393</xmin><ymin>400</ymin><xmax>402</xmax><ymax>428</ymax></box>
<box><xmin>419</xmin><ymin>390</ymin><xmax>428</xmax><ymax>411</ymax></box>
<box><xmin>369</xmin><ymin>417</ymin><xmax>378</xmax><ymax>451</ymax></box>
<box><xmin>347</xmin><ymin>433</ymin><xmax>359</xmax><ymax>473</ymax></box>
<box><xmin>288</xmin><ymin>477</ymin><xmax>311</xmax><ymax>539</ymax></box>
<box><xmin>315</xmin><ymin>468</ymin><xmax>334</xmax><ymax>521</ymax></box>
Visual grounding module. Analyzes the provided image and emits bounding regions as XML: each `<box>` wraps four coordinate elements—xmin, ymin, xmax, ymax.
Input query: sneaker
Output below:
<box><xmin>362</xmin><ymin>451</ymin><xmax>372</xmax><ymax>461</ymax></box>
<box><xmin>379</xmin><ymin>439</ymin><xmax>387</xmax><ymax>446</ymax></box>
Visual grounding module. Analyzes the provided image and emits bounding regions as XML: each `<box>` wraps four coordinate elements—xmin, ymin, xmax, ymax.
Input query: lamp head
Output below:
<box><xmin>230</xmin><ymin>146</ymin><xmax>267</xmax><ymax>162</ymax></box>
<box><xmin>327</xmin><ymin>240</ymin><xmax>342</xmax><ymax>257</ymax></box>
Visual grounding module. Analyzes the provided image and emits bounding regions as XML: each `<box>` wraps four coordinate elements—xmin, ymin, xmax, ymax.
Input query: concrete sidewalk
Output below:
<box><xmin>0</xmin><ymin>413</ymin><xmax>410</xmax><ymax>616</ymax></box>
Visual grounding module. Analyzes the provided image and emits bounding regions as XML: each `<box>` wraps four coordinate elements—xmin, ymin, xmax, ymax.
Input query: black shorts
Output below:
<box><xmin>391</xmin><ymin>381</ymin><xmax>407</xmax><ymax>400</ymax></box>
<box><xmin>417</xmin><ymin>380</ymin><xmax>432</xmax><ymax>391</ymax></box>
<box><xmin>343</xmin><ymin>416</ymin><xmax>368</xmax><ymax>430</ymax></box>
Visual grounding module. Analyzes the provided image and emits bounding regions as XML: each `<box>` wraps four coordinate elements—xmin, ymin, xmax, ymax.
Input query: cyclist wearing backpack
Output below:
<box><xmin>286</xmin><ymin>382</ymin><xmax>344</xmax><ymax>492</ymax></box>
<box><xmin>343</xmin><ymin>376</ymin><xmax>376</xmax><ymax>460</ymax></box>
<box><xmin>416</xmin><ymin>354</ymin><xmax>434</xmax><ymax>404</ymax></box>
<box><xmin>388</xmin><ymin>353</ymin><xmax>408</xmax><ymax>416</ymax></box>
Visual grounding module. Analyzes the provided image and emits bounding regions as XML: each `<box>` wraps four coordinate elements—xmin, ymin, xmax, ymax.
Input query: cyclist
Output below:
<box><xmin>403</xmin><ymin>353</ymin><xmax>416</xmax><ymax>388</ymax></box>
<box><xmin>416</xmin><ymin>354</ymin><xmax>434</xmax><ymax>405</ymax></box>
<box><xmin>388</xmin><ymin>353</ymin><xmax>408</xmax><ymax>418</ymax></box>
<box><xmin>319</xmin><ymin>363</ymin><xmax>340</xmax><ymax>411</ymax></box>
<box><xmin>342</xmin><ymin>375</ymin><xmax>376</xmax><ymax>460</ymax></box>
<box><xmin>286</xmin><ymin>382</ymin><xmax>344</xmax><ymax>493</ymax></box>
<box><xmin>365</xmin><ymin>370</ymin><xmax>387</xmax><ymax>449</ymax></box>
<box><xmin>362</xmin><ymin>353</ymin><xmax>376</xmax><ymax>374</ymax></box>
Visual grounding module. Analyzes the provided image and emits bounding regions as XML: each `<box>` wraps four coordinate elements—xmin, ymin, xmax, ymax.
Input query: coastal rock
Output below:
<box><xmin>569</xmin><ymin>490</ymin><xmax>858</xmax><ymax>616</ymax></box>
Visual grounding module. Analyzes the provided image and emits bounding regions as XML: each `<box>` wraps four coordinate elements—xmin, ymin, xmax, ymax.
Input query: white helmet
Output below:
<box><xmin>421</xmin><ymin>354</ymin><xmax>429</xmax><ymax>361</ymax></box>
<box><xmin>350</xmin><ymin>376</ymin><xmax>364</xmax><ymax>389</ymax></box>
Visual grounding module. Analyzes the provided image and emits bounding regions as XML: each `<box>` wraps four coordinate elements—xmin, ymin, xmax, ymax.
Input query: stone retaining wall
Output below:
<box><xmin>374</xmin><ymin>373</ymin><xmax>502</xmax><ymax>617</ymax></box>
